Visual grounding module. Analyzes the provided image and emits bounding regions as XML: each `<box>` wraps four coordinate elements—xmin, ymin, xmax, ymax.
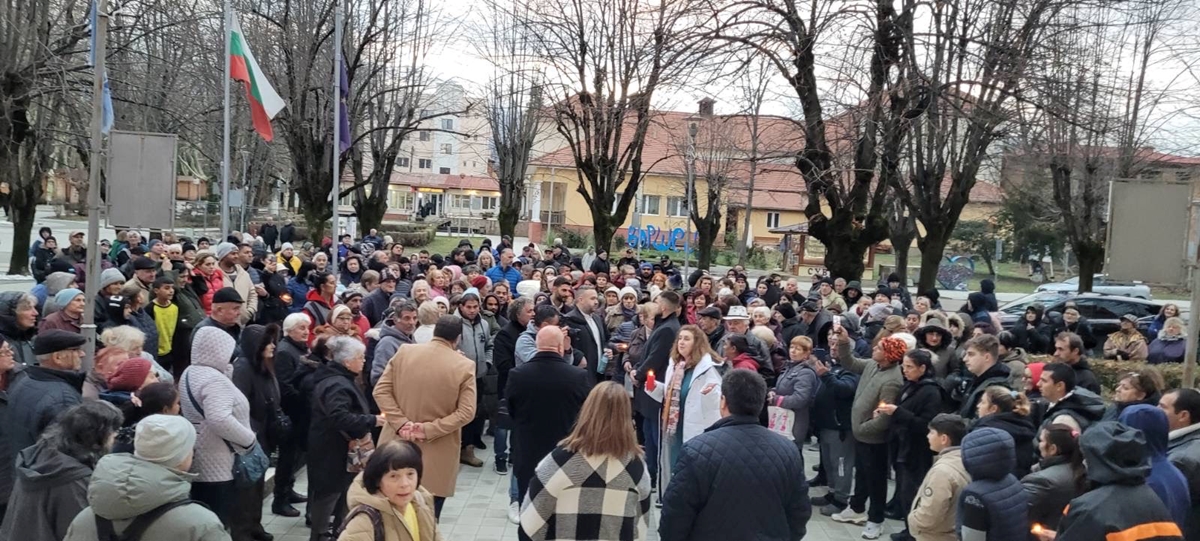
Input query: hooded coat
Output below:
<box><xmin>972</xmin><ymin>411</ymin><xmax>1038</xmax><ymax>478</ymax></box>
<box><xmin>231</xmin><ymin>325</ymin><xmax>283</xmax><ymax>451</ymax></box>
<box><xmin>339</xmin><ymin>475</ymin><xmax>442</xmax><ymax>541</ymax></box>
<box><xmin>179</xmin><ymin>327</ymin><xmax>257</xmax><ymax>483</ymax></box>
<box><xmin>1119</xmin><ymin>405</ymin><xmax>1192</xmax><ymax>528</ymax></box>
<box><xmin>1055</xmin><ymin>422</ymin><xmax>1184</xmax><ymax>541</ymax></box>
<box><xmin>1169</xmin><ymin>424</ymin><xmax>1200</xmax><ymax>541</ymax></box>
<box><xmin>0</xmin><ymin>439</ymin><xmax>93</xmax><ymax>541</ymax></box>
<box><xmin>957</xmin><ymin>427</ymin><xmax>1029</xmax><ymax>541</ymax></box>
<box><xmin>0</xmin><ymin>291</ymin><xmax>37</xmax><ymax>367</ymax></box>
<box><xmin>915</xmin><ymin>319</ymin><xmax>957</xmax><ymax>380</ymax></box>
<box><xmin>0</xmin><ymin>365</ymin><xmax>83</xmax><ymax>509</ymax></box>
<box><xmin>1011</xmin><ymin>306</ymin><xmax>1052</xmax><ymax>355</ymax></box>
<box><xmin>1021</xmin><ymin>455</ymin><xmax>1083</xmax><ymax>531</ymax></box>
<box><xmin>62</xmin><ymin>454</ymin><xmax>230</xmax><ymax>541</ymax></box>
<box><xmin>1150</xmin><ymin>332</ymin><xmax>1187</xmax><ymax>364</ymax></box>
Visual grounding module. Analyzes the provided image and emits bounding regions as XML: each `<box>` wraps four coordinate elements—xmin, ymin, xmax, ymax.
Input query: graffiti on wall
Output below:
<box><xmin>626</xmin><ymin>225</ymin><xmax>698</xmax><ymax>252</ymax></box>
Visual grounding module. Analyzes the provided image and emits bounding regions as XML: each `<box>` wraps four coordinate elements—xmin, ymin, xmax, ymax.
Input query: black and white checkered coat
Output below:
<box><xmin>520</xmin><ymin>446</ymin><xmax>652</xmax><ymax>541</ymax></box>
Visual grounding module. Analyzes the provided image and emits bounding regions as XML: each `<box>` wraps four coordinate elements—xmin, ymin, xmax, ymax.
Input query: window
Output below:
<box><xmin>388</xmin><ymin>188</ymin><xmax>414</xmax><ymax>211</ymax></box>
<box><xmin>418</xmin><ymin>131</ymin><xmax>430</xmax><ymax>142</ymax></box>
<box><xmin>766</xmin><ymin>212</ymin><xmax>780</xmax><ymax>228</ymax></box>
<box><xmin>397</xmin><ymin>157</ymin><xmax>410</xmax><ymax>168</ymax></box>
<box><xmin>450</xmin><ymin>194</ymin><xmax>472</xmax><ymax>209</ymax></box>
<box><xmin>439</xmin><ymin>167</ymin><xmax>451</xmax><ymax>174</ymax></box>
<box><xmin>481</xmin><ymin>196</ymin><xmax>497</xmax><ymax>211</ymax></box>
<box><xmin>667</xmin><ymin>196</ymin><xmax>688</xmax><ymax>217</ymax></box>
<box><xmin>418</xmin><ymin>159</ymin><xmax>432</xmax><ymax>169</ymax></box>
<box><xmin>1140</xmin><ymin>169</ymin><xmax>1163</xmax><ymax>180</ymax></box>
<box><xmin>640</xmin><ymin>195</ymin><xmax>661</xmax><ymax>215</ymax></box>
<box><xmin>441</xmin><ymin>118</ymin><xmax>454</xmax><ymax>130</ymax></box>
<box><xmin>440</xmin><ymin>144</ymin><xmax>453</xmax><ymax>155</ymax></box>
<box><xmin>419</xmin><ymin>108</ymin><xmax>428</xmax><ymax>118</ymax></box>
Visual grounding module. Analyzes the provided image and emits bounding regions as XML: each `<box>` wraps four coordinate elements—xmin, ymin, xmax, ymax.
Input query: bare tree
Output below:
<box><xmin>517</xmin><ymin>0</ymin><xmax>709</xmax><ymax>252</ymax></box>
<box><xmin>480</xmin><ymin>0</ymin><xmax>543</xmax><ymax>238</ymax></box>
<box><xmin>733</xmin><ymin>56</ymin><xmax>770</xmax><ymax>266</ymax></box>
<box><xmin>663</xmin><ymin>112</ymin><xmax>738</xmax><ymax>270</ymax></box>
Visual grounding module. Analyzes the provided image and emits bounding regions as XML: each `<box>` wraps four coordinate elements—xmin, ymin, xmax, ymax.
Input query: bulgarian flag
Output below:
<box><xmin>229</xmin><ymin>12</ymin><xmax>285</xmax><ymax>141</ymax></box>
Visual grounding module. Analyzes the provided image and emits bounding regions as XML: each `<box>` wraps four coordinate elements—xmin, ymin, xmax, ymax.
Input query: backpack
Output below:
<box><xmin>338</xmin><ymin>504</ymin><xmax>384</xmax><ymax>540</ymax></box>
<box><xmin>95</xmin><ymin>499</ymin><xmax>207</xmax><ymax>541</ymax></box>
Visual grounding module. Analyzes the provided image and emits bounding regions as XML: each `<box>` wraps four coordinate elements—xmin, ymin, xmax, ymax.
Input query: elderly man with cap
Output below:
<box><xmin>214</xmin><ymin>242</ymin><xmax>257</xmax><ymax>325</ymax></box>
<box><xmin>62</xmin><ymin>415</ymin><xmax>231</xmax><ymax>541</ymax></box>
<box><xmin>717</xmin><ymin>305</ymin><xmax>771</xmax><ymax>370</ymax></box>
<box><xmin>797</xmin><ymin>300</ymin><xmax>835</xmax><ymax>351</ymax></box>
<box><xmin>125</xmin><ymin>256</ymin><xmax>159</xmax><ymax>295</ymax></box>
<box><xmin>0</xmin><ymin>329</ymin><xmax>87</xmax><ymax>520</ymax></box>
<box><xmin>39</xmin><ymin>288</ymin><xmax>85</xmax><ymax>334</ymax></box>
<box><xmin>361</xmin><ymin>269</ymin><xmax>397</xmax><ymax>327</ymax></box>
<box><xmin>193</xmin><ymin>287</ymin><xmax>245</xmax><ymax>355</ymax></box>
<box><xmin>696</xmin><ymin>305</ymin><xmax>726</xmax><ymax>351</ymax></box>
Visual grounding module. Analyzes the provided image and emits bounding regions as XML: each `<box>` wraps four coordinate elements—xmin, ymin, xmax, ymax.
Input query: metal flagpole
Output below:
<box><xmin>82</xmin><ymin>0</ymin><xmax>109</xmax><ymax>372</ymax></box>
<box><xmin>221</xmin><ymin>0</ymin><xmax>232</xmax><ymax>242</ymax></box>
<box><xmin>331</xmin><ymin>0</ymin><xmax>342</xmax><ymax>283</ymax></box>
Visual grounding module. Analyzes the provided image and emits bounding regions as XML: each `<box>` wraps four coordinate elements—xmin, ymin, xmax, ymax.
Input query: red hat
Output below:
<box><xmin>107</xmin><ymin>357</ymin><xmax>153</xmax><ymax>392</ymax></box>
<box><xmin>879</xmin><ymin>337</ymin><xmax>908</xmax><ymax>363</ymax></box>
<box><xmin>470</xmin><ymin>275</ymin><xmax>488</xmax><ymax>290</ymax></box>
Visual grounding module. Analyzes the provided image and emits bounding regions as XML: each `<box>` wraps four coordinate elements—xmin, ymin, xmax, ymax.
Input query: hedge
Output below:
<box><xmin>380</xmin><ymin>225</ymin><xmax>437</xmax><ymax>247</ymax></box>
<box><xmin>1027</xmin><ymin>354</ymin><xmax>1187</xmax><ymax>397</ymax></box>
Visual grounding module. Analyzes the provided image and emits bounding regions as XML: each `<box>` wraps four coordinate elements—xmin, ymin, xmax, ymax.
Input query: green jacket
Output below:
<box><xmin>836</xmin><ymin>339</ymin><xmax>903</xmax><ymax>444</ymax></box>
<box><xmin>63</xmin><ymin>454</ymin><xmax>230</xmax><ymax>541</ymax></box>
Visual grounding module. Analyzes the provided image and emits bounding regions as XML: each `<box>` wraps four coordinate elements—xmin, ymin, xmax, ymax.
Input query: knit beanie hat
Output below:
<box><xmin>777</xmin><ymin>303</ymin><xmax>798</xmax><ymax>320</ymax></box>
<box><xmin>470</xmin><ymin>275</ymin><xmax>488</xmax><ymax>290</ymax></box>
<box><xmin>879</xmin><ymin>336</ymin><xmax>907</xmax><ymax>363</ymax></box>
<box><xmin>135</xmin><ymin>414</ymin><xmax>196</xmax><ymax>469</ymax></box>
<box><xmin>54</xmin><ymin>288</ymin><xmax>84</xmax><ymax>310</ymax></box>
<box><xmin>100</xmin><ymin>268</ymin><xmax>126</xmax><ymax>289</ymax></box>
<box><xmin>215</xmin><ymin>242</ymin><xmax>238</xmax><ymax>262</ymax></box>
<box><xmin>107</xmin><ymin>357</ymin><xmax>152</xmax><ymax>391</ymax></box>
<box><xmin>619</xmin><ymin>286</ymin><xmax>638</xmax><ymax>300</ymax></box>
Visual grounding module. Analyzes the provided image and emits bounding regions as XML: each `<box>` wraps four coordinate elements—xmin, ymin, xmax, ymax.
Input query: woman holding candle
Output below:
<box><xmin>648</xmin><ymin>324</ymin><xmax>722</xmax><ymax>487</ymax></box>
<box><xmin>1021</xmin><ymin>424</ymin><xmax>1085</xmax><ymax>534</ymax></box>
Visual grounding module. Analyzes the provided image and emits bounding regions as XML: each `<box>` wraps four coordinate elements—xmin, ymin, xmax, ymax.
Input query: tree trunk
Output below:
<box><xmin>1074</xmin><ymin>240</ymin><xmax>1105</xmax><ymax>293</ymax></box>
<box><xmin>893</xmin><ymin>242</ymin><xmax>911</xmax><ymax>289</ymax></box>
<box><xmin>695</xmin><ymin>218</ymin><xmax>720</xmax><ymax>270</ymax></box>
<box><xmin>497</xmin><ymin>203</ymin><xmax>520</xmax><ymax>240</ymax></box>
<box><xmin>917</xmin><ymin>233</ymin><xmax>950</xmax><ymax>294</ymax></box>
<box><xmin>354</xmin><ymin>192</ymin><xmax>387</xmax><ymax>233</ymax></box>
<box><xmin>303</xmin><ymin>209</ymin><xmax>329</xmax><ymax>247</ymax></box>
<box><xmin>7</xmin><ymin>193</ymin><xmax>35</xmax><ymax>275</ymax></box>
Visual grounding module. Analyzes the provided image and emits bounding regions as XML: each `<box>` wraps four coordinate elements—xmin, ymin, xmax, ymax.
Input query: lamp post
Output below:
<box><xmin>684</xmin><ymin>118</ymin><xmax>698</xmax><ymax>280</ymax></box>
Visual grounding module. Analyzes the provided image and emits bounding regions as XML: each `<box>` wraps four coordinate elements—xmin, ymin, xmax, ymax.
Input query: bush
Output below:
<box><xmin>548</xmin><ymin>227</ymin><xmax>592</xmax><ymax>250</ymax></box>
<box><xmin>381</xmin><ymin>225</ymin><xmax>436</xmax><ymax>247</ymax></box>
<box><xmin>1027</xmin><ymin>355</ymin><xmax>1185</xmax><ymax>397</ymax></box>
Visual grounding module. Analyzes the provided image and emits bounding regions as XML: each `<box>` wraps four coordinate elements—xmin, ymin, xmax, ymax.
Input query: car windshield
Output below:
<box><xmin>1000</xmin><ymin>291</ymin><xmax>1070</xmax><ymax>315</ymax></box>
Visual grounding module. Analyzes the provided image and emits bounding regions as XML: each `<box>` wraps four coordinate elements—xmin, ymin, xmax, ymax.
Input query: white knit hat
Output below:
<box><xmin>135</xmin><ymin>414</ymin><xmax>196</xmax><ymax>468</ymax></box>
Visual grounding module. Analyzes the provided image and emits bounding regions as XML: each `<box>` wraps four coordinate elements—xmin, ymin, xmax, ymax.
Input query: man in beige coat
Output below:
<box><xmin>215</xmin><ymin>242</ymin><xmax>258</xmax><ymax>325</ymax></box>
<box><xmin>374</xmin><ymin>314</ymin><xmax>477</xmax><ymax>519</ymax></box>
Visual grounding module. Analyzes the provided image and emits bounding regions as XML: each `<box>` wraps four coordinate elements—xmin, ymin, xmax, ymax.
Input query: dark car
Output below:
<box><xmin>1000</xmin><ymin>293</ymin><xmax>1168</xmax><ymax>353</ymax></box>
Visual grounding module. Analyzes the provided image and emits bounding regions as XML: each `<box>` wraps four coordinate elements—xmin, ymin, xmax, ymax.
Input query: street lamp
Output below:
<box><xmin>684</xmin><ymin>116</ymin><xmax>699</xmax><ymax>280</ymax></box>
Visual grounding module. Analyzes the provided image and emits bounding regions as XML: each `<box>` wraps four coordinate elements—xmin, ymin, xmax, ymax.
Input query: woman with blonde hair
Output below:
<box><xmin>649</xmin><ymin>324</ymin><xmax>723</xmax><ymax>485</ymax></box>
<box><xmin>520</xmin><ymin>382</ymin><xmax>652</xmax><ymax>541</ymax></box>
<box><xmin>412</xmin><ymin>301</ymin><xmax>441</xmax><ymax>344</ymax></box>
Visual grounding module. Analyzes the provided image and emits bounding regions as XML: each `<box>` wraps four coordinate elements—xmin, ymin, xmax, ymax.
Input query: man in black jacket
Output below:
<box><xmin>271</xmin><ymin>313</ymin><xmax>313</xmax><ymax>517</ymax></box>
<box><xmin>660</xmin><ymin>369</ymin><xmax>810</xmax><ymax>541</ymax></box>
<box><xmin>506</xmin><ymin>327</ymin><xmax>591</xmax><ymax>503</ymax></box>
<box><xmin>259</xmin><ymin>217</ymin><xmax>279</xmax><ymax>251</ymax></box>
<box><xmin>810</xmin><ymin>356</ymin><xmax>860</xmax><ymax>516</ymax></box>
<box><xmin>958</xmin><ymin>335</ymin><xmax>1012</xmax><ymax>420</ymax></box>
<box><xmin>633</xmin><ymin>290</ymin><xmax>682</xmax><ymax>490</ymax></box>
<box><xmin>494</xmin><ymin>297</ymin><xmax>533</xmax><ymax>479</ymax></box>
<box><xmin>1053</xmin><ymin>332</ymin><xmax>1102</xmax><ymax>394</ymax></box>
<box><xmin>562</xmin><ymin>285</ymin><xmax>609</xmax><ymax>384</ymax></box>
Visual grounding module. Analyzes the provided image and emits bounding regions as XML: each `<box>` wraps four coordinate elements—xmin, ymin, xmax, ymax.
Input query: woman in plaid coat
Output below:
<box><xmin>520</xmin><ymin>382</ymin><xmax>653</xmax><ymax>541</ymax></box>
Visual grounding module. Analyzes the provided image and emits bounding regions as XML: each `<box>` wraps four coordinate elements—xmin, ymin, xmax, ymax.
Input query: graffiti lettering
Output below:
<box><xmin>626</xmin><ymin>225</ymin><xmax>698</xmax><ymax>253</ymax></box>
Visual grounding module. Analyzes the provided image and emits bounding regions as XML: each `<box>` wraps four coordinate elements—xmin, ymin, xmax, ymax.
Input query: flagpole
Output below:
<box><xmin>82</xmin><ymin>0</ymin><xmax>108</xmax><ymax>373</ymax></box>
<box><xmin>331</xmin><ymin>0</ymin><xmax>342</xmax><ymax>283</ymax></box>
<box><xmin>221</xmin><ymin>0</ymin><xmax>232</xmax><ymax>242</ymax></box>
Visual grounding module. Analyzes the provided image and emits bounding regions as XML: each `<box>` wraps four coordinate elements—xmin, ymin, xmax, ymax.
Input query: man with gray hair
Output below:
<box><xmin>369</xmin><ymin>298</ymin><xmax>418</xmax><ymax>385</ymax></box>
<box><xmin>214</xmin><ymin>242</ymin><xmax>257</xmax><ymax>325</ymax></box>
<box><xmin>457</xmin><ymin>291</ymin><xmax>494</xmax><ymax>468</ymax></box>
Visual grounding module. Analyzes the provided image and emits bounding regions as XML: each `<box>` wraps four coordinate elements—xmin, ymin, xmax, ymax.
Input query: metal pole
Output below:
<box><xmin>331</xmin><ymin>0</ymin><xmax>342</xmax><ymax>283</ymax></box>
<box><xmin>220</xmin><ymin>0</ymin><xmax>231</xmax><ymax>241</ymax></box>
<box><xmin>82</xmin><ymin>0</ymin><xmax>108</xmax><ymax>373</ymax></box>
<box><xmin>1185</xmin><ymin>262</ymin><xmax>1200</xmax><ymax>387</ymax></box>
<box><xmin>684</xmin><ymin>129</ymin><xmax>695</xmax><ymax>279</ymax></box>
<box><xmin>240</xmin><ymin>151</ymin><xmax>249</xmax><ymax>233</ymax></box>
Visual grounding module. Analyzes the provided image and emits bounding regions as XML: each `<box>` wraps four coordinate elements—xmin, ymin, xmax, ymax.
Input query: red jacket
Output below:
<box><xmin>195</xmin><ymin>268</ymin><xmax>225</xmax><ymax>315</ymax></box>
<box><xmin>732</xmin><ymin>352</ymin><xmax>760</xmax><ymax>373</ymax></box>
<box><xmin>302</xmin><ymin>289</ymin><xmax>334</xmax><ymax>344</ymax></box>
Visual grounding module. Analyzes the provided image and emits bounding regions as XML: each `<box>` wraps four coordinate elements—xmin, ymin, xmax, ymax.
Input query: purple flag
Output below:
<box><xmin>338</xmin><ymin>54</ymin><xmax>351</xmax><ymax>155</ymax></box>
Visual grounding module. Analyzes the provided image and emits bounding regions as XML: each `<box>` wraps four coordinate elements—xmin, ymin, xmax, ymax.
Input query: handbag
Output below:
<box><xmin>264</xmin><ymin>396</ymin><xmax>292</xmax><ymax>444</ymax></box>
<box><xmin>767</xmin><ymin>405</ymin><xmax>796</xmax><ymax>441</ymax></box>
<box><xmin>345</xmin><ymin>431</ymin><xmax>375</xmax><ymax>473</ymax></box>
<box><xmin>184</xmin><ymin>375</ymin><xmax>269</xmax><ymax>487</ymax></box>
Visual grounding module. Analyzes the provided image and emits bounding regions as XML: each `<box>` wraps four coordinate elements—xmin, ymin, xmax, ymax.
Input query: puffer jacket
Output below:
<box><xmin>909</xmin><ymin>447</ymin><xmax>969</xmax><ymax>541</ymax></box>
<box><xmin>62</xmin><ymin>454</ymin><xmax>230</xmax><ymax>541</ymax></box>
<box><xmin>339</xmin><ymin>474</ymin><xmax>442</xmax><ymax>541</ymax></box>
<box><xmin>811</xmin><ymin>364</ymin><xmax>858</xmax><ymax>433</ymax></box>
<box><xmin>890</xmin><ymin>377</ymin><xmax>948</xmax><ymax>466</ymax></box>
<box><xmin>1041</xmin><ymin>389</ymin><xmax>1106</xmax><ymax>434</ymax></box>
<box><xmin>1119</xmin><ymin>405</ymin><xmax>1192</xmax><ymax>528</ymax></box>
<box><xmin>179</xmin><ymin>326</ymin><xmax>257</xmax><ymax>483</ymax></box>
<box><xmin>1021</xmin><ymin>455</ymin><xmax>1083</xmax><ymax>531</ymax></box>
<box><xmin>1056</xmin><ymin>422</ymin><xmax>1184</xmax><ymax>541</ymax></box>
<box><xmin>0</xmin><ymin>365</ymin><xmax>83</xmax><ymax>508</ymax></box>
<box><xmin>957</xmin><ymin>427</ymin><xmax>1029</xmax><ymax>541</ymax></box>
<box><xmin>972</xmin><ymin>411</ymin><xmax>1038</xmax><ymax>479</ymax></box>
<box><xmin>836</xmin><ymin>339</ymin><xmax>902</xmax><ymax>444</ymax></box>
<box><xmin>1150</xmin><ymin>334</ymin><xmax>1187</xmax><ymax>364</ymax></box>
<box><xmin>0</xmin><ymin>439</ymin><xmax>93</xmax><ymax>541</ymax></box>
<box><xmin>658</xmin><ymin>415</ymin><xmax>810</xmax><ymax>541</ymax></box>
<box><xmin>1169</xmin><ymin>423</ymin><xmax>1200</xmax><ymax>541</ymax></box>
<box><xmin>771</xmin><ymin>360</ymin><xmax>819</xmax><ymax>442</ymax></box>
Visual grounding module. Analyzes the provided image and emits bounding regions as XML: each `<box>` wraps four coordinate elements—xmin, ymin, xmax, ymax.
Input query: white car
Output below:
<box><xmin>1036</xmin><ymin>274</ymin><xmax>1152</xmax><ymax>300</ymax></box>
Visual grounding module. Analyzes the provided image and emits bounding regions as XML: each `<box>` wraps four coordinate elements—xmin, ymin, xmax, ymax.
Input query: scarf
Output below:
<box><xmin>663</xmin><ymin>360</ymin><xmax>688</xmax><ymax>437</ymax></box>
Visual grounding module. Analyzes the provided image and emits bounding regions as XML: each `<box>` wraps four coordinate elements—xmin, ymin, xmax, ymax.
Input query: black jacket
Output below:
<box><xmin>307</xmin><ymin>362</ymin><xmax>375</xmax><ymax>496</ymax></box>
<box><xmin>260</xmin><ymin>223</ymin><xmax>279</xmax><ymax>247</ymax></box>
<box><xmin>1041</xmin><ymin>389</ymin><xmax>1106</xmax><ymax>434</ymax></box>
<box><xmin>1070</xmin><ymin>358</ymin><xmax>1102</xmax><ymax>395</ymax></box>
<box><xmin>959</xmin><ymin>362</ymin><xmax>1011</xmax><ymax>420</ymax></box>
<box><xmin>562</xmin><ymin>307</ymin><xmax>608</xmax><ymax>380</ymax></box>
<box><xmin>972</xmin><ymin>411</ymin><xmax>1038</xmax><ymax>478</ymax></box>
<box><xmin>1021</xmin><ymin>455</ymin><xmax>1083</xmax><ymax>531</ymax></box>
<box><xmin>1049</xmin><ymin>318</ymin><xmax>1098</xmax><ymax>351</ymax></box>
<box><xmin>633</xmin><ymin>312</ymin><xmax>681</xmax><ymax>418</ymax></box>
<box><xmin>1011</xmin><ymin>320</ymin><xmax>1052</xmax><ymax>355</ymax></box>
<box><xmin>505</xmin><ymin>350</ymin><xmax>592</xmax><ymax>499</ymax></box>
<box><xmin>232</xmin><ymin>325</ymin><xmax>283</xmax><ymax>451</ymax></box>
<box><xmin>812</xmin><ymin>365</ymin><xmax>858</xmax><ymax>433</ymax></box>
<box><xmin>0</xmin><ymin>366</ymin><xmax>83</xmax><ymax>507</ymax></box>
<box><xmin>494</xmin><ymin>319</ymin><xmax>524</xmax><ymax>399</ymax></box>
<box><xmin>890</xmin><ymin>377</ymin><xmax>948</xmax><ymax>466</ymax></box>
<box><xmin>659</xmin><ymin>415</ymin><xmax>811</xmax><ymax>541</ymax></box>
<box><xmin>279</xmin><ymin>223</ymin><xmax>296</xmax><ymax>244</ymax></box>
<box><xmin>361</xmin><ymin>287</ymin><xmax>391</xmax><ymax>328</ymax></box>
<box><xmin>254</xmin><ymin>269</ymin><xmax>290</xmax><ymax>326</ymax></box>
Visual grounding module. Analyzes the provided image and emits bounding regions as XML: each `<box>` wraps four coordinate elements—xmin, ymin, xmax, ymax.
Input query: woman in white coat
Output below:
<box><xmin>650</xmin><ymin>324</ymin><xmax>723</xmax><ymax>487</ymax></box>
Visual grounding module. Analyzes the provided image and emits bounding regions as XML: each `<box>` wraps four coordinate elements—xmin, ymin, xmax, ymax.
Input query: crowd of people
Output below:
<box><xmin>0</xmin><ymin>223</ymin><xmax>1197</xmax><ymax>541</ymax></box>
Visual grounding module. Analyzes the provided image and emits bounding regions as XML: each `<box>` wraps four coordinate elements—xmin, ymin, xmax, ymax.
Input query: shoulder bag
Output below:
<box><xmin>184</xmin><ymin>373</ymin><xmax>270</xmax><ymax>487</ymax></box>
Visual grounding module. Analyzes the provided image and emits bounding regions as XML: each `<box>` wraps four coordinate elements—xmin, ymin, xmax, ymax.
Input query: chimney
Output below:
<box><xmin>698</xmin><ymin>97</ymin><xmax>715</xmax><ymax>117</ymax></box>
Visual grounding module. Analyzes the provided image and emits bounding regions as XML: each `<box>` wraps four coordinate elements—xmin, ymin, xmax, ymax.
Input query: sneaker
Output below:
<box><xmin>862</xmin><ymin>522</ymin><xmax>883</xmax><ymax>540</ymax></box>
<box><xmin>494</xmin><ymin>458</ymin><xmax>508</xmax><ymax>475</ymax></box>
<box><xmin>508</xmin><ymin>501</ymin><xmax>520</xmax><ymax>524</ymax></box>
<box><xmin>832</xmin><ymin>508</ymin><xmax>869</xmax><ymax>525</ymax></box>
<box><xmin>655</xmin><ymin>497</ymin><xmax>663</xmax><ymax>509</ymax></box>
<box><xmin>820</xmin><ymin>502</ymin><xmax>846</xmax><ymax>516</ymax></box>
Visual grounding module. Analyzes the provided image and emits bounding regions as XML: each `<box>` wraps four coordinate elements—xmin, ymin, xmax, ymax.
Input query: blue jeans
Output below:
<box><xmin>510</xmin><ymin>474</ymin><xmax>519</xmax><ymax>503</ymax></box>
<box><xmin>642</xmin><ymin>413</ymin><xmax>660</xmax><ymax>487</ymax></box>
<box><xmin>494</xmin><ymin>426</ymin><xmax>509</xmax><ymax>461</ymax></box>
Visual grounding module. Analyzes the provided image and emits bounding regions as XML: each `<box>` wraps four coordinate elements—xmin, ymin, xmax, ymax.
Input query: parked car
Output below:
<box><xmin>1036</xmin><ymin>275</ymin><xmax>1153</xmax><ymax>300</ymax></box>
<box><xmin>999</xmin><ymin>293</ymin><xmax>1169</xmax><ymax>352</ymax></box>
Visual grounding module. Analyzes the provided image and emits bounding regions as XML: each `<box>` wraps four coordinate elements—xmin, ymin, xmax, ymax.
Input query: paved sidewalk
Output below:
<box><xmin>261</xmin><ymin>436</ymin><xmax>902</xmax><ymax>540</ymax></box>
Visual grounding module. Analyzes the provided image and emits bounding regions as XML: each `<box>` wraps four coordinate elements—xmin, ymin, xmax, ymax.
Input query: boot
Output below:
<box><xmin>460</xmin><ymin>445</ymin><xmax>484</xmax><ymax>467</ymax></box>
<box><xmin>271</xmin><ymin>501</ymin><xmax>300</xmax><ymax>517</ymax></box>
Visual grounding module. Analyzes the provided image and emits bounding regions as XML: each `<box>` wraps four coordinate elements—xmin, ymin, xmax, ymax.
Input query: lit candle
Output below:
<box><xmin>1031</xmin><ymin>523</ymin><xmax>1044</xmax><ymax>535</ymax></box>
<box><xmin>878</xmin><ymin>401</ymin><xmax>888</xmax><ymax>409</ymax></box>
<box><xmin>646</xmin><ymin>370</ymin><xmax>656</xmax><ymax>392</ymax></box>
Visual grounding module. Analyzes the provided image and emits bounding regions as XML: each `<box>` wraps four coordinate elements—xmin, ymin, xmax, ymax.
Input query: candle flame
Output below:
<box><xmin>1032</xmin><ymin>523</ymin><xmax>1044</xmax><ymax>534</ymax></box>
<box><xmin>878</xmin><ymin>401</ymin><xmax>888</xmax><ymax>408</ymax></box>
